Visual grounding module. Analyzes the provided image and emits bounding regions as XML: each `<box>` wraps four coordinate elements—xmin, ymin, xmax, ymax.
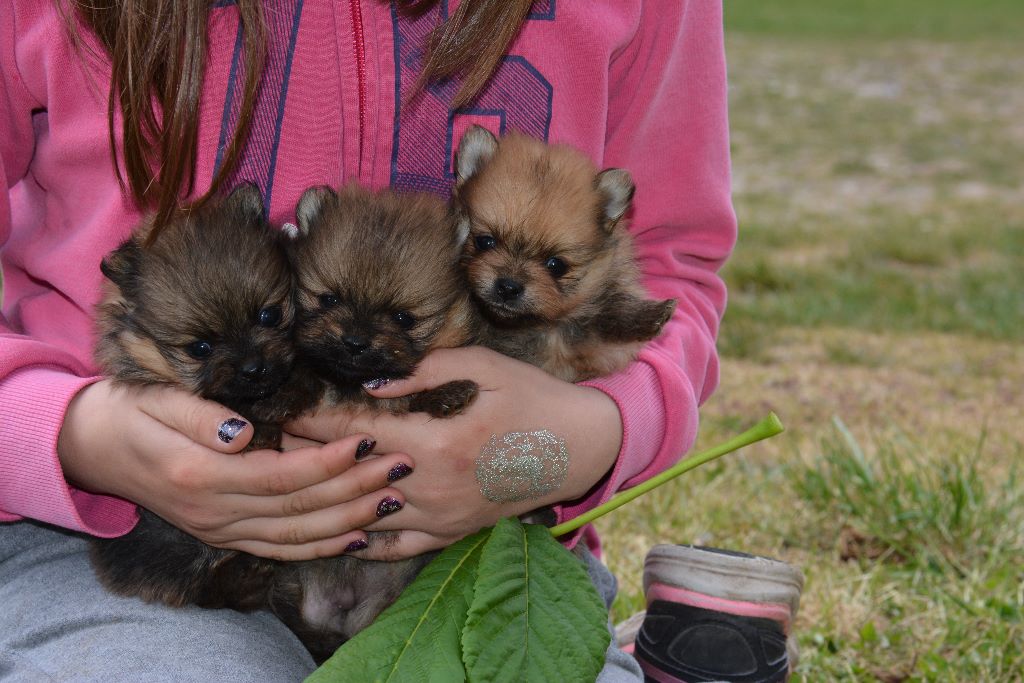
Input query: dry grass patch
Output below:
<box><xmin>712</xmin><ymin>327</ymin><xmax>1024</xmax><ymax>456</ymax></box>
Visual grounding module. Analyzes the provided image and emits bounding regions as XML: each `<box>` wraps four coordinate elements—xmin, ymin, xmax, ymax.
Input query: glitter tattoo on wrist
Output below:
<box><xmin>475</xmin><ymin>430</ymin><xmax>570</xmax><ymax>503</ymax></box>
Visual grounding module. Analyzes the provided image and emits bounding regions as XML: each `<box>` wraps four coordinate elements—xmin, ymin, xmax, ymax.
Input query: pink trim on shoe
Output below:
<box><xmin>647</xmin><ymin>582</ymin><xmax>793</xmax><ymax>634</ymax></box>
<box><xmin>638</xmin><ymin>658</ymin><xmax>691</xmax><ymax>683</ymax></box>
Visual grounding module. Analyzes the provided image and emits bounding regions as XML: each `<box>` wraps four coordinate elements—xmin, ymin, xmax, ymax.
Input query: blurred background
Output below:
<box><xmin>596</xmin><ymin>1</ymin><xmax>1024</xmax><ymax>680</ymax></box>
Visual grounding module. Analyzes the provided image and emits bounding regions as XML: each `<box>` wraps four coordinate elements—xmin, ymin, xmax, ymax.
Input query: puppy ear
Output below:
<box><xmin>295</xmin><ymin>185</ymin><xmax>337</xmax><ymax>237</ymax></box>
<box><xmin>595</xmin><ymin>168</ymin><xmax>635</xmax><ymax>230</ymax></box>
<box><xmin>226</xmin><ymin>182</ymin><xmax>267</xmax><ymax>221</ymax></box>
<box><xmin>453</xmin><ymin>211</ymin><xmax>472</xmax><ymax>249</ymax></box>
<box><xmin>100</xmin><ymin>238</ymin><xmax>142</xmax><ymax>294</ymax></box>
<box><xmin>456</xmin><ymin>125</ymin><xmax>498</xmax><ymax>185</ymax></box>
<box><xmin>280</xmin><ymin>222</ymin><xmax>303</xmax><ymax>240</ymax></box>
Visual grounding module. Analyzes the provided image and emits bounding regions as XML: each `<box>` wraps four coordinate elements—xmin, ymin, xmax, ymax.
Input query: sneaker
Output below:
<box><xmin>628</xmin><ymin>545</ymin><xmax>804</xmax><ymax>683</ymax></box>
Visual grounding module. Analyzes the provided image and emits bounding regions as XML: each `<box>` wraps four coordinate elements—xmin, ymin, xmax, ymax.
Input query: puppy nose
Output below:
<box><xmin>342</xmin><ymin>335</ymin><xmax>371</xmax><ymax>354</ymax></box>
<box><xmin>495</xmin><ymin>278</ymin><xmax>524</xmax><ymax>302</ymax></box>
<box><xmin>240</xmin><ymin>358</ymin><xmax>268</xmax><ymax>380</ymax></box>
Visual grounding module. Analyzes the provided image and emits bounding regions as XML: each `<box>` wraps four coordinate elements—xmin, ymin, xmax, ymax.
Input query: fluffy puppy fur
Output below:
<box><xmin>90</xmin><ymin>183</ymin><xmax>317</xmax><ymax>610</ymax></box>
<box><xmin>270</xmin><ymin>554</ymin><xmax>434</xmax><ymax>662</ymax></box>
<box><xmin>272</xmin><ymin>184</ymin><xmax>478</xmax><ymax>659</ymax></box>
<box><xmin>453</xmin><ymin>126</ymin><xmax>677</xmax><ymax>382</ymax></box>
<box><xmin>286</xmin><ymin>184</ymin><xmax>479</xmax><ymax>417</ymax></box>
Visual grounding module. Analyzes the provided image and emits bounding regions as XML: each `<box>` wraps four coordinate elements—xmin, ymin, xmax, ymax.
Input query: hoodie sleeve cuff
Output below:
<box><xmin>0</xmin><ymin>367</ymin><xmax>139</xmax><ymax>536</ymax></box>
<box><xmin>550</xmin><ymin>361</ymin><xmax>668</xmax><ymax>550</ymax></box>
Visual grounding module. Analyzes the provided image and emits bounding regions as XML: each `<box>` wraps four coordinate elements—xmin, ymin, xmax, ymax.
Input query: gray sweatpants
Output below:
<box><xmin>0</xmin><ymin>521</ymin><xmax>641</xmax><ymax>682</ymax></box>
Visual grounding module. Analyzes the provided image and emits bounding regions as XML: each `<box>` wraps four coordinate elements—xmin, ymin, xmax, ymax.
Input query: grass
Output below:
<box><xmin>723</xmin><ymin>0</ymin><xmax>1024</xmax><ymax>42</ymax></box>
<box><xmin>596</xmin><ymin>2</ymin><xmax>1024</xmax><ymax>680</ymax></box>
<box><xmin>600</xmin><ymin>421</ymin><xmax>1023</xmax><ymax>680</ymax></box>
<box><xmin>794</xmin><ymin>422</ymin><xmax>1023</xmax><ymax>680</ymax></box>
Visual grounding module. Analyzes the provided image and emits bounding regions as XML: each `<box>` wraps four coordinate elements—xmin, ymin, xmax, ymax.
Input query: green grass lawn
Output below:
<box><xmin>597</xmin><ymin>2</ymin><xmax>1024</xmax><ymax>681</ymax></box>
<box><xmin>724</xmin><ymin>0</ymin><xmax>1024</xmax><ymax>41</ymax></box>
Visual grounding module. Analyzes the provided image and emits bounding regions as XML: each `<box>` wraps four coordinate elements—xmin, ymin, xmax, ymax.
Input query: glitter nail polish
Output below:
<box><xmin>217</xmin><ymin>417</ymin><xmax>248</xmax><ymax>443</ymax></box>
<box><xmin>344</xmin><ymin>539</ymin><xmax>369</xmax><ymax>552</ymax></box>
<box><xmin>362</xmin><ymin>377</ymin><xmax>390</xmax><ymax>390</ymax></box>
<box><xmin>376</xmin><ymin>496</ymin><xmax>402</xmax><ymax>517</ymax></box>
<box><xmin>387</xmin><ymin>463</ymin><xmax>413</xmax><ymax>482</ymax></box>
<box><xmin>356</xmin><ymin>439</ymin><xmax>376</xmax><ymax>458</ymax></box>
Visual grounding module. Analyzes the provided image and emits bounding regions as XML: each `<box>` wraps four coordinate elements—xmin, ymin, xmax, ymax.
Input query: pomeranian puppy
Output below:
<box><xmin>285</xmin><ymin>183</ymin><xmax>479</xmax><ymax>417</ymax></box>
<box><xmin>452</xmin><ymin>126</ymin><xmax>677</xmax><ymax>382</ymax></box>
<box><xmin>270</xmin><ymin>184</ymin><xmax>479</xmax><ymax>659</ymax></box>
<box><xmin>90</xmin><ymin>183</ymin><xmax>317</xmax><ymax>610</ymax></box>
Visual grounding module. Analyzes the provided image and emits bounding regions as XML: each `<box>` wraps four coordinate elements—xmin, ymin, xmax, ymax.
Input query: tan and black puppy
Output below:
<box><xmin>272</xmin><ymin>184</ymin><xmax>480</xmax><ymax>660</ymax></box>
<box><xmin>91</xmin><ymin>183</ymin><xmax>318</xmax><ymax>610</ymax></box>
<box><xmin>453</xmin><ymin>126</ymin><xmax>677</xmax><ymax>381</ymax></box>
<box><xmin>286</xmin><ymin>183</ymin><xmax>479</xmax><ymax>417</ymax></box>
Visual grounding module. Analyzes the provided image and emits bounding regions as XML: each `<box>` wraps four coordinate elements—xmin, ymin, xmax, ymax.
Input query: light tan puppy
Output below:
<box><xmin>453</xmin><ymin>126</ymin><xmax>676</xmax><ymax>382</ymax></box>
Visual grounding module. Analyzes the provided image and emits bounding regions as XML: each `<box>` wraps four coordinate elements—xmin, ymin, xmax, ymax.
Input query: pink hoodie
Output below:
<box><xmin>0</xmin><ymin>1</ymin><xmax>735</xmax><ymax>542</ymax></box>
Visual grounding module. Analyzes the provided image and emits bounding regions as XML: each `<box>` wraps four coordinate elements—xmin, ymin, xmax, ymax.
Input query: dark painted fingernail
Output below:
<box><xmin>217</xmin><ymin>418</ymin><xmax>248</xmax><ymax>443</ymax></box>
<box><xmin>356</xmin><ymin>439</ymin><xmax>376</xmax><ymax>458</ymax></box>
<box><xmin>362</xmin><ymin>378</ymin><xmax>390</xmax><ymax>390</ymax></box>
<box><xmin>376</xmin><ymin>496</ymin><xmax>403</xmax><ymax>517</ymax></box>
<box><xmin>387</xmin><ymin>463</ymin><xmax>413</xmax><ymax>482</ymax></box>
<box><xmin>344</xmin><ymin>539</ymin><xmax>369</xmax><ymax>552</ymax></box>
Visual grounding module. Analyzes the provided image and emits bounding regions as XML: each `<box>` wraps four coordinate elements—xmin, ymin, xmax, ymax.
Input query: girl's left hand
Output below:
<box><xmin>284</xmin><ymin>346</ymin><xmax>623</xmax><ymax>560</ymax></box>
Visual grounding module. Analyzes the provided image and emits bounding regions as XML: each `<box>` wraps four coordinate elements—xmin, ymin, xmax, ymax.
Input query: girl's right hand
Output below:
<box><xmin>56</xmin><ymin>380</ymin><xmax>412</xmax><ymax>561</ymax></box>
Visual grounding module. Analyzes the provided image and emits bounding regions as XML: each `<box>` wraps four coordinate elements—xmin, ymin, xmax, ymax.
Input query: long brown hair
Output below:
<box><xmin>68</xmin><ymin>0</ymin><xmax>534</xmax><ymax>238</ymax></box>
<box><xmin>70</xmin><ymin>1</ymin><xmax>266</xmax><ymax>235</ymax></box>
<box><xmin>396</xmin><ymin>0</ymin><xmax>535</xmax><ymax>108</ymax></box>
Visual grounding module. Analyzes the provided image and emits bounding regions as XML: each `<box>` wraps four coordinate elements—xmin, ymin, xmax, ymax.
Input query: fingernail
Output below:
<box><xmin>387</xmin><ymin>463</ymin><xmax>413</xmax><ymax>482</ymax></box>
<box><xmin>356</xmin><ymin>439</ymin><xmax>376</xmax><ymax>458</ymax></box>
<box><xmin>217</xmin><ymin>417</ymin><xmax>248</xmax><ymax>443</ymax></box>
<box><xmin>376</xmin><ymin>496</ymin><xmax>402</xmax><ymax>517</ymax></box>
<box><xmin>344</xmin><ymin>539</ymin><xmax>369</xmax><ymax>552</ymax></box>
<box><xmin>362</xmin><ymin>378</ymin><xmax>390</xmax><ymax>390</ymax></box>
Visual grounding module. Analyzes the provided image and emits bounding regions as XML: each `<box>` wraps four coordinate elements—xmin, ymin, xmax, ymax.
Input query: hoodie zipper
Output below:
<box><xmin>349</xmin><ymin>0</ymin><xmax>367</xmax><ymax>170</ymax></box>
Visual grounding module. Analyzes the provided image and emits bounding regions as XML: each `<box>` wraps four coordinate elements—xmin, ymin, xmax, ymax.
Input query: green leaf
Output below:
<box><xmin>461</xmin><ymin>518</ymin><xmax>610</xmax><ymax>683</ymax></box>
<box><xmin>307</xmin><ymin>528</ymin><xmax>490</xmax><ymax>683</ymax></box>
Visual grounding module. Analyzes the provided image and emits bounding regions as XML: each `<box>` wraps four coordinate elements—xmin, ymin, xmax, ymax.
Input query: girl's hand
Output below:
<box><xmin>285</xmin><ymin>346</ymin><xmax>623</xmax><ymax>560</ymax></box>
<box><xmin>57</xmin><ymin>380</ymin><xmax>412</xmax><ymax>560</ymax></box>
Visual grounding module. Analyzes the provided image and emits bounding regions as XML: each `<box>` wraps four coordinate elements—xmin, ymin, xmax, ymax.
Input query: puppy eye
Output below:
<box><xmin>545</xmin><ymin>257</ymin><xmax>568</xmax><ymax>278</ymax></box>
<box><xmin>258</xmin><ymin>305</ymin><xmax>282</xmax><ymax>327</ymax></box>
<box><xmin>474</xmin><ymin>235</ymin><xmax>497</xmax><ymax>252</ymax></box>
<box><xmin>392</xmin><ymin>311</ymin><xmax>416</xmax><ymax>330</ymax></box>
<box><xmin>185</xmin><ymin>341</ymin><xmax>213</xmax><ymax>359</ymax></box>
<box><xmin>319</xmin><ymin>293</ymin><xmax>340</xmax><ymax>308</ymax></box>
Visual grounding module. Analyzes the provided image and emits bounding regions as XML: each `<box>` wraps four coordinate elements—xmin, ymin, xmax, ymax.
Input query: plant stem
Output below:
<box><xmin>549</xmin><ymin>413</ymin><xmax>785</xmax><ymax>537</ymax></box>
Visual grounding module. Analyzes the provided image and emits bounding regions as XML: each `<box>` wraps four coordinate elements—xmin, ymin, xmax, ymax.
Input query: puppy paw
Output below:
<box><xmin>625</xmin><ymin>298</ymin><xmax>676</xmax><ymax>341</ymax></box>
<box><xmin>407</xmin><ymin>379</ymin><xmax>479</xmax><ymax>418</ymax></box>
<box><xmin>647</xmin><ymin>298</ymin><xmax>678</xmax><ymax>336</ymax></box>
